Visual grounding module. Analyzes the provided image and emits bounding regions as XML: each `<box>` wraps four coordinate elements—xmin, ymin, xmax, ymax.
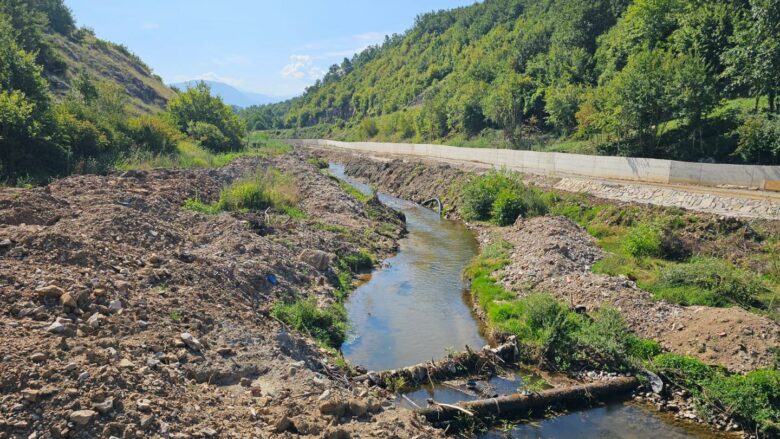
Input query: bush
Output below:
<box><xmin>460</xmin><ymin>170</ymin><xmax>547</xmax><ymax>223</ymax></box>
<box><xmin>187</xmin><ymin>121</ymin><xmax>229</xmax><ymax>152</ymax></box>
<box><xmin>704</xmin><ymin>370</ymin><xmax>780</xmax><ymax>435</ymax></box>
<box><xmin>491</xmin><ymin>188</ymin><xmax>524</xmax><ymax>226</ymax></box>
<box><xmin>651</xmin><ymin>353</ymin><xmax>716</xmax><ymax>388</ymax></box>
<box><xmin>734</xmin><ymin>114</ymin><xmax>780</xmax><ymax>165</ymax></box>
<box><xmin>168</xmin><ymin>82</ymin><xmax>245</xmax><ymax>152</ymax></box>
<box><xmin>271</xmin><ymin>299</ymin><xmax>347</xmax><ymax>348</ymax></box>
<box><xmin>655</xmin><ymin>257</ymin><xmax>766</xmax><ymax>308</ymax></box>
<box><xmin>621</xmin><ymin>223</ymin><xmax>662</xmax><ymax>258</ymax></box>
<box><xmin>126</xmin><ymin>114</ymin><xmax>181</xmax><ymax>154</ymax></box>
<box><xmin>576</xmin><ymin>307</ymin><xmax>643</xmax><ymax>371</ymax></box>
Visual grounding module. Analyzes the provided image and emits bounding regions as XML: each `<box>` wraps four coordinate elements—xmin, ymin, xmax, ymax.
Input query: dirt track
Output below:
<box><xmin>0</xmin><ymin>152</ymin><xmax>443</xmax><ymax>438</ymax></box>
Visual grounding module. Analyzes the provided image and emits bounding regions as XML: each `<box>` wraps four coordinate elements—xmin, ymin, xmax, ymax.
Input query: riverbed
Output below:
<box><xmin>329</xmin><ymin>163</ymin><xmax>728</xmax><ymax>439</ymax></box>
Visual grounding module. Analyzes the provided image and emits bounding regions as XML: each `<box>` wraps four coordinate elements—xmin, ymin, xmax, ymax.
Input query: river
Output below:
<box><xmin>328</xmin><ymin>163</ymin><xmax>727</xmax><ymax>439</ymax></box>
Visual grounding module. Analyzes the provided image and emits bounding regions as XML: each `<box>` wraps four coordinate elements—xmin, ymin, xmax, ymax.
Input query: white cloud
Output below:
<box><xmin>281</xmin><ymin>55</ymin><xmax>314</xmax><ymax>79</ymax></box>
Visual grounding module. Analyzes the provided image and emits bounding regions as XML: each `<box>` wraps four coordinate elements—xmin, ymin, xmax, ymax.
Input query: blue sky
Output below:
<box><xmin>66</xmin><ymin>1</ymin><xmax>475</xmax><ymax>97</ymax></box>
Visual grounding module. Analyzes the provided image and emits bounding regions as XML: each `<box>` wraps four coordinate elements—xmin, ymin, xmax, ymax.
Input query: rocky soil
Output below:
<box><xmin>492</xmin><ymin>216</ymin><xmax>780</xmax><ymax>373</ymax></box>
<box><xmin>0</xmin><ymin>151</ymin><xmax>443</xmax><ymax>438</ymax></box>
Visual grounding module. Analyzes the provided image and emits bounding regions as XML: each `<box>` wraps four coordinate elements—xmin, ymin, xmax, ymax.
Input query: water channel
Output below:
<box><xmin>329</xmin><ymin>163</ymin><xmax>727</xmax><ymax>439</ymax></box>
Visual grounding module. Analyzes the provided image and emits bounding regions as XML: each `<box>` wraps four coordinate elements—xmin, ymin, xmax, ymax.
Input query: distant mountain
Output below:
<box><xmin>171</xmin><ymin>80</ymin><xmax>283</xmax><ymax>108</ymax></box>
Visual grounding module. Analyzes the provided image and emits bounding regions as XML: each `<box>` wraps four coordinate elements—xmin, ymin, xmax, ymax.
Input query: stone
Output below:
<box><xmin>137</xmin><ymin>399</ymin><xmax>152</xmax><ymax>412</ymax></box>
<box><xmin>325</xmin><ymin>429</ymin><xmax>350</xmax><ymax>439</ymax></box>
<box><xmin>298</xmin><ymin>249</ymin><xmax>334</xmax><ymax>271</ymax></box>
<box><xmin>21</xmin><ymin>389</ymin><xmax>40</xmax><ymax>402</ymax></box>
<box><xmin>273</xmin><ymin>416</ymin><xmax>291</xmax><ymax>433</ymax></box>
<box><xmin>0</xmin><ymin>238</ymin><xmax>13</xmax><ymax>249</ymax></box>
<box><xmin>46</xmin><ymin>321</ymin><xmax>65</xmax><ymax>334</ymax></box>
<box><xmin>117</xmin><ymin>359</ymin><xmax>135</xmax><ymax>369</ymax></box>
<box><xmin>92</xmin><ymin>398</ymin><xmax>114</xmax><ymax>414</ymax></box>
<box><xmin>64</xmin><ymin>362</ymin><xmax>78</xmax><ymax>372</ymax></box>
<box><xmin>180</xmin><ymin>333</ymin><xmax>202</xmax><ymax>352</ymax></box>
<box><xmin>35</xmin><ymin>285</ymin><xmax>65</xmax><ymax>298</ymax></box>
<box><xmin>319</xmin><ymin>400</ymin><xmax>347</xmax><ymax>417</ymax></box>
<box><xmin>78</xmin><ymin>372</ymin><xmax>90</xmax><ymax>381</ymax></box>
<box><xmin>216</xmin><ymin>347</ymin><xmax>234</xmax><ymax>356</ymax></box>
<box><xmin>30</xmin><ymin>352</ymin><xmax>47</xmax><ymax>362</ymax></box>
<box><xmin>86</xmin><ymin>313</ymin><xmax>104</xmax><ymax>329</ymax></box>
<box><xmin>69</xmin><ymin>410</ymin><xmax>97</xmax><ymax>426</ymax></box>
<box><xmin>347</xmin><ymin>399</ymin><xmax>368</xmax><ymax>417</ymax></box>
<box><xmin>318</xmin><ymin>389</ymin><xmax>331</xmax><ymax>401</ymax></box>
<box><xmin>60</xmin><ymin>293</ymin><xmax>77</xmax><ymax>308</ymax></box>
<box><xmin>108</xmin><ymin>300</ymin><xmax>122</xmax><ymax>312</ymax></box>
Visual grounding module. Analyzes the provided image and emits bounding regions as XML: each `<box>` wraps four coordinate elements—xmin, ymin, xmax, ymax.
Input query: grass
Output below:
<box><xmin>182</xmin><ymin>167</ymin><xmax>301</xmax><ymax>216</ymax></box>
<box><xmin>271</xmin><ymin>299</ymin><xmax>347</xmax><ymax>348</ymax></box>
<box><xmin>651</xmin><ymin>353</ymin><xmax>780</xmax><ymax>435</ymax></box>
<box><xmin>465</xmin><ymin>240</ymin><xmax>658</xmax><ymax>372</ymax></box>
<box><xmin>117</xmin><ymin>134</ymin><xmax>291</xmax><ymax>171</ymax></box>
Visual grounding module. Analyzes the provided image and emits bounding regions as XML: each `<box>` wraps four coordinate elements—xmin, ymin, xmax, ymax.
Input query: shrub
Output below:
<box><xmin>576</xmin><ymin>307</ymin><xmax>642</xmax><ymax>371</ymax></box>
<box><xmin>655</xmin><ymin>257</ymin><xmax>766</xmax><ymax>308</ymax></box>
<box><xmin>704</xmin><ymin>369</ymin><xmax>780</xmax><ymax>435</ymax></box>
<box><xmin>491</xmin><ymin>188</ymin><xmax>524</xmax><ymax>226</ymax></box>
<box><xmin>187</xmin><ymin>121</ymin><xmax>229</xmax><ymax>152</ymax></box>
<box><xmin>621</xmin><ymin>223</ymin><xmax>662</xmax><ymax>258</ymax></box>
<box><xmin>126</xmin><ymin>114</ymin><xmax>181</xmax><ymax>154</ymax></box>
<box><xmin>733</xmin><ymin>114</ymin><xmax>780</xmax><ymax>165</ymax></box>
<box><xmin>460</xmin><ymin>170</ymin><xmax>547</xmax><ymax>223</ymax></box>
<box><xmin>271</xmin><ymin>299</ymin><xmax>347</xmax><ymax>348</ymax></box>
<box><xmin>651</xmin><ymin>353</ymin><xmax>716</xmax><ymax>388</ymax></box>
<box><xmin>307</xmin><ymin>157</ymin><xmax>329</xmax><ymax>169</ymax></box>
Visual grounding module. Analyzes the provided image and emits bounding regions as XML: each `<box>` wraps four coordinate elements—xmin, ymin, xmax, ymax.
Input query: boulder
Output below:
<box><xmin>69</xmin><ymin>410</ymin><xmax>97</xmax><ymax>425</ymax></box>
<box><xmin>298</xmin><ymin>249</ymin><xmax>334</xmax><ymax>271</ymax></box>
<box><xmin>36</xmin><ymin>285</ymin><xmax>65</xmax><ymax>299</ymax></box>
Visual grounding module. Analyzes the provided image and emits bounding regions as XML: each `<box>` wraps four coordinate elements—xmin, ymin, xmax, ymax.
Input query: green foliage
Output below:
<box><xmin>126</xmin><ymin>114</ymin><xmax>181</xmax><ymax>154</ymax></box>
<box><xmin>704</xmin><ymin>369</ymin><xmax>780</xmax><ymax>435</ymax></box>
<box><xmin>621</xmin><ymin>223</ymin><xmax>662</xmax><ymax>258</ymax></box>
<box><xmin>733</xmin><ymin>114</ymin><xmax>780</xmax><ymax>164</ymax></box>
<box><xmin>307</xmin><ymin>156</ymin><xmax>329</xmax><ymax>169</ymax></box>
<box><xmin>338</xmin><ymin>251</ymin><xmax>374</xmax><ymax>272</ymax></box>
<box><xmin>460</xmin><ymin>170</ymin><xmax>547</xmax><ymax>223</ymax></box>
<box><xmin>168</xmin><ymin>82</ymin><xmax>245</xmax><ymax>152</ymax></box>
<box><xmin>182</xmin><ymin>168</ymin><xmax>300</xmax><ymax>216</ymax></box>
<box><xmin>651</xmin><ymin>354</ymin><xmax>780</xmax><ymax>435</ymax></box>
<box><xmin>271</xmin><ymin>299</ymin><xmax>347</xmax><ymax>348</ymax></box>
<box><xmin>654</xmin><ymin>256</ymin><xmax>767</xmax><ymax>307</ymax></box>
<box><xmin>491</xmin><ymin>189</ymin><xmax>524</xmax><ymax>226</ymax></box>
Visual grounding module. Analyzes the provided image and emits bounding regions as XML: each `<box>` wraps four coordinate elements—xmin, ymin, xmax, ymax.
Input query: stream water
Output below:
<box><xmin>329</xmin><ymin>163</ymin><xmax>726</xmax><ymax>439</ymax></box>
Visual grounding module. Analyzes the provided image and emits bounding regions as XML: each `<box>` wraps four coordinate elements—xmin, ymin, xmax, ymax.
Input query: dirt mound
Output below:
<box><xmin>495</xmin><ymin>216</ymin><xmax>780</xmax><ymax>373</ymax></box>
<box><xmin>0</xmin><ymin>152</ymin><xmax>441</xmax><ymax>438</ymax></box>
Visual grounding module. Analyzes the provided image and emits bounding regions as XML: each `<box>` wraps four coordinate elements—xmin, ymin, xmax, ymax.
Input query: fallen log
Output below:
<box><xmin>353</xmin><ymin>337</ymin><xmax>519</xmax><ymax>388</ymax></box>
<box><xmin>418</xmin><ymin>376</ymin><xmax>639</xmax><ymax>423</ymax></box>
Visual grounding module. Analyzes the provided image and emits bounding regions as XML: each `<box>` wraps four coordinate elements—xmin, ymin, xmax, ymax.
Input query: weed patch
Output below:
<box><xmin>271</xmin><ymin>299</ymin><xmax>347</xmax><ymax>348</ymax></box>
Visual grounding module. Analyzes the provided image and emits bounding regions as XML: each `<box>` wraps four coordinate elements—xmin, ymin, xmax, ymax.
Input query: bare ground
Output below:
<box><xmin>0</xmin><ymin>151</ymin><xmax>443</xmax><ymax>438</ymax></box>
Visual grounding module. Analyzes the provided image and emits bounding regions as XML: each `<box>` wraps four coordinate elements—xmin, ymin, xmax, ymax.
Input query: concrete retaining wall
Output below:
<box><xmin>288</xmin><ymin>139</ymin><xmax>780</xmax><ymax>190</ymax></box>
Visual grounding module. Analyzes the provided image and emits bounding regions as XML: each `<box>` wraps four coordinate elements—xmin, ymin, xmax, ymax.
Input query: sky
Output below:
<box><xmin>66</xmin><ymin>1</ymin><xmax>475</xmax><ymax>98</ymax></box>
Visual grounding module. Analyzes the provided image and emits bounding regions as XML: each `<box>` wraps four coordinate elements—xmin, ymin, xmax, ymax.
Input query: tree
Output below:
<box><xmin>0</xmin><ymin>13</ymin><xmax>61</xmax><ymax>181</ymax></box>
<box><xmin>723</xmin><ymin>0</ymin><xmax>780</xmax><ymax>113</ymax></box>
<box><xmin>482</xmin><ymin>72</ymin><xmax>536</xmax><ymax>141</ymax></box>
<box><xmin>593</xmin><ymin>49</ymin><xmax>673</xmax><ymax>153</ymax></box>
<box><xmin>167</xmin><ymin>82</ymin><xmax>245</xmax><ymax>152</ymax></box>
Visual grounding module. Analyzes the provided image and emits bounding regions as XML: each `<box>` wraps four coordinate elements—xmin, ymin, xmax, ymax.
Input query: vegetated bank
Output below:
<box><xmin>0</xmin><ymin>144</ymin><xmax>457</xmax><ymax>437</ymax></box>
<box><xmin>309</xmin><ymin>147</ymin><xmax>780</xmax><ymax>437</ymax></box>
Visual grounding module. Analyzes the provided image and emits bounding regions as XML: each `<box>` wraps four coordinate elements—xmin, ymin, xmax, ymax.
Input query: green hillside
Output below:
<box><xmin>0</xmin><ymin>0</ymin><xmax>246</xmax><ymax>184</ymax></box>
<box><xmin>249</xmin><ymin>0</ymin><xmax>780</xmax><ymax>165</ymax></box>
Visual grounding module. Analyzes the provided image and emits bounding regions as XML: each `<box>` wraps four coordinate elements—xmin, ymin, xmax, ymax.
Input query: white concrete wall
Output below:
<box><xmin>289</xmin><ymin>139</ymin><xmax>780</xmax><ymax>190</ymax></box>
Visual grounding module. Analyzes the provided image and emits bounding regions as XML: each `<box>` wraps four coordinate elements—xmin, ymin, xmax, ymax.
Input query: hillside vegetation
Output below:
<box><xmin>0</xmin><ymin>1</ymin><xmax>251</xmax><ymax>185</ymax></box>
<box><xmin>248</xmin><ymin>0</ymin><xmax>780</xmax><ymax>165</ymax></box>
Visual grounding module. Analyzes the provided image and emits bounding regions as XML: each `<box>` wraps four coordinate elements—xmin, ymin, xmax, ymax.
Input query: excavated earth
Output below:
<box><xmin>0</xmin><ymin>151</ymin><xmax>444</xmax><ymax>438</ymax></box>
<box><xmin>316</xmin><ymin>150</ymin><xmax>780</xmax><ymax>374</ymax></box>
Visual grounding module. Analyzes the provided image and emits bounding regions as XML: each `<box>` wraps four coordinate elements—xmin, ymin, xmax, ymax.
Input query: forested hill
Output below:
<box><xmin>1</xmin><ymin>0</ymin><xmax>174</xmax><ymax>113</ymax></box>
<box><xmin>249</xmin><ymin>0</ymin><xmax>780</xmax><ymax>165</ymax></box>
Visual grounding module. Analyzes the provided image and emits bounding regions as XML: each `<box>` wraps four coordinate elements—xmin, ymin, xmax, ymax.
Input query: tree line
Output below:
<box><xmin>246</xmin><ymin>0</ymin><xmax>780</xmax><ymax>164</ymax></box>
